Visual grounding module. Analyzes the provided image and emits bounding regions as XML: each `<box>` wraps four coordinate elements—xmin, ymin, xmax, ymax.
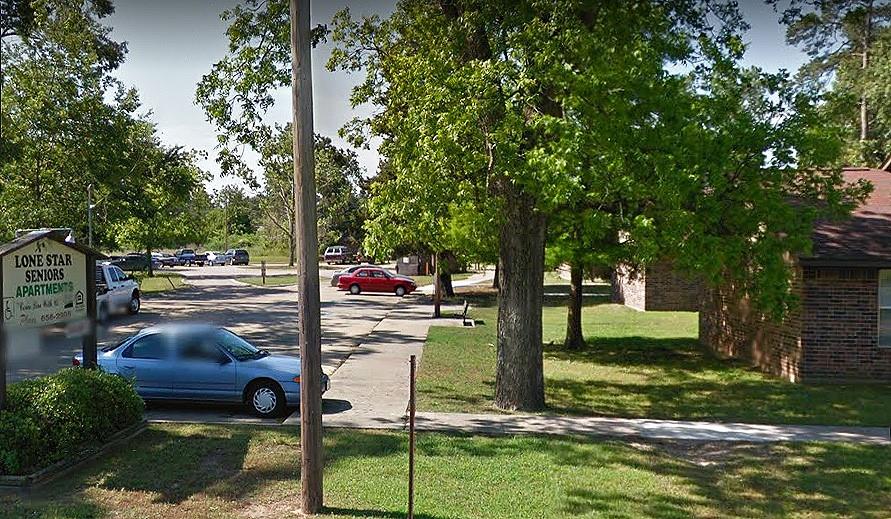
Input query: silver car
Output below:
<box><xmin>205</xmin><ymin>251</ymin><xmax>232</xmax><ymax>266</ymax></box>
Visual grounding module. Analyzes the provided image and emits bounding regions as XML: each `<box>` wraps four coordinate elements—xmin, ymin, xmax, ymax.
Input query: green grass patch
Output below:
<box><xmin>417</xmin><ymin>298</ymin><xmax>891</xmax><ymax>426</ymax></box>
<box><xmin>249</xmin><ymin>254</ymin><xmax>292</xmax><ymax>265</ymax></box>
<box><xmin>132</xmin><ymin>272</ymin><xmax>185</xmax><ymax>293</ymax></box>
<box><xmin>4</xmin><ymin>424</ymin><xmax>889</xmax><ymax>518</ymax></box>
<box><xmin>240</xmin><ymin>275</ymin><xmax>298</xmax><ymax>287</ymax></box>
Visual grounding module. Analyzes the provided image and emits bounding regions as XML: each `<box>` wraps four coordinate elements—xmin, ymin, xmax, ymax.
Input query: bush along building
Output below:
<box><xmin>700</xmin><ymin>166</ymin><xmax>891</xmax><ymax>383</ymax></box>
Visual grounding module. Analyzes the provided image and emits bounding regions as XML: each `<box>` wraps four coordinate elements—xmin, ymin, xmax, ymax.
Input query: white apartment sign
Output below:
<box><xmin>2</xmin><ymin>238</ymin><xmax>87</xmax><ymax>329</ymax></box>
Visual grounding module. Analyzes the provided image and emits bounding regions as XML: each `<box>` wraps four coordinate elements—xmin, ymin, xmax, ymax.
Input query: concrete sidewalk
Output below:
<box><xmin>283</xmin><ymin>299</ymin><xmax>467</xmax><ymax>428</ymax></box>
<box><xmin>410</xmin><ymin>412</ymin><xmax>890</xmax><ymax>444</ymax></box>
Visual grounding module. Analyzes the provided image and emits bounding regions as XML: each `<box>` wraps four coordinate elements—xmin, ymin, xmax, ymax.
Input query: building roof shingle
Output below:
<box><xmin>803</xmin><ymin>167</ymin><xmax>891</xmax><ymax>267</ymax></box>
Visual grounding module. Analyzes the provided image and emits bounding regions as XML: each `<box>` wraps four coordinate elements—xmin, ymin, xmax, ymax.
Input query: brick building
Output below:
<box><xmin>612</xmin><ymin>261</ymin><xmax>703</xmax><ymax>312</ymax></box>
<box><xmin>699</xmin><ymin>166</ymin><xmax>891</xmax><ymax>382</ymax></box>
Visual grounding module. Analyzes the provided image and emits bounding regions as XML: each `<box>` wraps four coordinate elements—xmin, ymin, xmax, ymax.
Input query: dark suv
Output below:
<box><xmin>111</xmin><ymin>253</ymin><xmax>150</xmax><ymax>271</ymax></box>
<box><xmin>226</xmin><ymin>249</ymin><xmax>250</xmax><ymax>266</ymax></box>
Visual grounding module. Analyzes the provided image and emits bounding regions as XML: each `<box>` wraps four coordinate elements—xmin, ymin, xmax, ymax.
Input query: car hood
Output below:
<box><xmin>240</xmin><ymin>354</ymin><xmax>302</xmax><ymax>375</ymax></box>
<box><xmin>392</xmin><ymin>275</ymin><xmax>416</xmax><ymax>284</ymax></box>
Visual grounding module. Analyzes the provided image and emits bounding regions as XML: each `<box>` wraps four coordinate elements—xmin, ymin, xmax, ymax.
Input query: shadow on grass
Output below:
<box><xmin>320</xmin><ymin>507</ymin><xmax>441</xmax><ymax>519</ymax></box>
<box><xmin>540</xmin><ymin>336</ymin><xmax>891</xmax><ymax>425</ymax></box>
<box><xmin>9</xmin><ymin>428</ymin><xmax>890</xmax><ymax>518</ymax></box>
<box><xmin>414</xmin><ymin>434</ymin><xmax>891</xmax><ymax>518</ymax></box>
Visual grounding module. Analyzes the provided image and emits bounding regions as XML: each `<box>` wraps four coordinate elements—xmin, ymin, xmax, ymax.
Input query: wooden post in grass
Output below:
<box><xmin>409</xmin><ymin>354</ymin><xmax>417</xmax><ymax>519</ymax></box>
<box><xmin>261</xmin><ymin>261</ymin><xmax>267</xmax><ymax>285</ymax></box>
<box><xmin>290</xmin><ymin>0</ymin><xmax>323</xmax><ymax>513</ymax></box>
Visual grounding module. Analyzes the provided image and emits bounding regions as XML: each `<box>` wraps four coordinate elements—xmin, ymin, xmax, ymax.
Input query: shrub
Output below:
<box><xmin>0</xmin><ymin>368</ymin><xmax>144</xmax><ymax>475</ymax></box>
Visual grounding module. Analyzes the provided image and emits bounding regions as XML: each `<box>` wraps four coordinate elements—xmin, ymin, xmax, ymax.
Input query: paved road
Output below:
<box><xmin>7</xmin><ymin>266</ymin><xmax>403</xmax><ymax>383</ymax></box>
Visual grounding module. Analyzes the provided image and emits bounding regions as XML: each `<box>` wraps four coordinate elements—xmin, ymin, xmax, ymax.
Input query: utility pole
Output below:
<box><xmin>87</xmin><ymin>184</ymin><xmax>94</xmax><ymax>248</ymax></box>
<box><xmin>290</xmin><ymin>0</ymin><xmax>323</xmax><ymax>513</ymax></box>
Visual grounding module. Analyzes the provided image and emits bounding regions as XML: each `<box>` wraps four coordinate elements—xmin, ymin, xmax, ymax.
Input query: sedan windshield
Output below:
<box><xmin>215</xmin><ymin>329</ymin><xmax>268</xmax><ymax>360</ymax></box>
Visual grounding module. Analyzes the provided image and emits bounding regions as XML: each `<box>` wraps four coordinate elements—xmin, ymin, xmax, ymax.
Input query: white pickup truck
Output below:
<box><xmin>96</xmin><ymin>262</ymin><xmax>141</xmax><ymax>322</ymax></box>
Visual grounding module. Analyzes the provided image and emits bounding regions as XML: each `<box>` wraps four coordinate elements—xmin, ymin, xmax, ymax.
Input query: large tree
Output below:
<box><xmin>329</xmin><ymin>1</ymin><xmax>867</xmax><ymax>411</ymax></box>
<box><xmin>194</xmin><ymin>0</ymin><xmax>866</xmax><ymax>411</ymax></box>
<box><xmin>114</xmin><ymin>124</ymin><xmax>207</xmax><ymax>276</ymax></box>
<box><xmin>0</xmin><ymin>0</ymin><xmax>143</xmax><ymax>245</ymax></box>
<box><xmin>770</xmin><ymin>0</ymin><xmax>891</xmax><ymax>165</ymax></box>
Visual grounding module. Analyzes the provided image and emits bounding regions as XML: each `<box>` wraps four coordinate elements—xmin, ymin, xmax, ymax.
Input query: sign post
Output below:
<box><xmin>0</xmin><ymin>231</ymin><xmax>103</xmax><ymax>409</ymax></box>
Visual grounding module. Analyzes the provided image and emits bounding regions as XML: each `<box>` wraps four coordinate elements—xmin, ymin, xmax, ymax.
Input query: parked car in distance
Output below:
<box><xmin>111</xmin><ymin>252</ymin><xmax>150</xmax><ymax>272</ymax></box>
<box><xmin>152</xmin><ymin>252</ymin><xmax>177</xmax><ymax>268</ymax></box>
<box><xmin>330</xmin><ymin>263</ymin><xmax>374</xmax><ymax>287</ymax></box>
<box><xmin>226</xmin><ymin>248</ymin><xmax>250</xmax><ymax>266</ymax></box>
<box><xmin>73</xmin><ymin>324</ymin><xmax>331</xmax><ymax>417</ymax></box>
<box><xmin>205</xmin><ymin>251</ymin><xmax>232</xmax><ymax>266</ymax></box>
<box><xmin>337</xmin><ymin>267</ymin><xmax>417</xmax><ymax>297</ymax></box>
<box><xmin>96</xmin><ymin>262</ymin><xmax>141</xmax><ymax>321</ymax></box>
<box><xmin>324</xmin><ymin>245</ymin><xmax>355</xmax><ymax>265</ymax></box>
<box><xmin>174</xmin><ymin>249</ymin><xmax>205</xmax><ymax>267</ymax></box>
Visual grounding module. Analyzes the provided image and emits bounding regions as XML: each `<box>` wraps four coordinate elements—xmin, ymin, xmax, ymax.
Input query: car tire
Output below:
<box><xmin>349</xmin><ymin>284</ymin><xmax>361</xmax><ymax>295</ymax></box>
<box><xmin>127</xmin><ymin>292</ymin><xmax>141</xmax><ymax>315</ymax></box>
<box><xmin>247</xmin><ymin>381</ymin><xmax>285</xmax><ymax>417</ymax></box>
<box><xmin>395</xmin><ymin>286</ymin><xmax>406</xmax><ymax>297</ymax></box>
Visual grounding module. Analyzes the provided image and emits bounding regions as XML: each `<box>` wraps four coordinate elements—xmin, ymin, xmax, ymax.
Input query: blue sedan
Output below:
<box><xmin>74</xmin><ymin>324</ymin><xmax>330</xmax><ymax>417</ymax></box>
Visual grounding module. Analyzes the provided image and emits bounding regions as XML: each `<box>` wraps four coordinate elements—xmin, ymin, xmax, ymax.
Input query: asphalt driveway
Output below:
<box><xmin>6</xmin><ymin>266</ymin><xmax>407</xmax><ymax>422</ymax></box>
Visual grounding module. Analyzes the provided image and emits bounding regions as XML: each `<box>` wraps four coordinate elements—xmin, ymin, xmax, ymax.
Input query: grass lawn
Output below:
<box><xmin>240</xmin><ymin>274</ymin><xmax>298</xmax><ymax>287</ymax></box>
<box><xmin>4</xmin><ymin>424</ymin><xmax>889</xmax><ymax>519</ymax></box>
<box><xmin>133</xmin><ymin>272</ymin><xmax>185</xmax><ymax>293</ymax></box>
<box><xmin>417</xmin><ymin>290</ymin><xmax>891</xmax><ymax>426</ymax></box>
<box><xmin>247</xmin><ymin>253</ymin><xmax>292</xmax><ymax>265</ymax></box>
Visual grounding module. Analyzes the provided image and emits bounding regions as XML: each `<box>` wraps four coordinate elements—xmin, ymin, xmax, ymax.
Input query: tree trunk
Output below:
<box><xmin>492</xmin><ymin>261</ymin><xmax>500</xmax><ymax>290</ymax></box>
<box><xmin>564</xmin><ymin>262</ymin><xmax>585</xmax><ymax>350</ymax></box>
<box><xmin>433</xmin><ymin>252</ymin><xmax>442</xmax><ymax>318</ymax></box>
<box><xmin>441</xmin><ymin>273</ymin><xmax>455</xmax><ymax>298</ymax></box>
<box><xmin>146</xmin><ymin>246</ymin><xmax>154</xmax><ymax>277</ymax></box>
<box><xmin>861</xmin><ymin>2</ymin><xmax>871</xmax><ymax>142</ymax></box>
<box><xmin>495</xmin><ymin>191</ymin><xmax>546</xmax><ymax>411</ymax></box>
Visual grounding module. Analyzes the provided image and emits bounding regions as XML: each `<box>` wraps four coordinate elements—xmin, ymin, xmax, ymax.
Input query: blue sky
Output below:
<box><xmin>107</xmin><ymin>0</ymin><xmax>807</xmax><ymax>193</ymax></box>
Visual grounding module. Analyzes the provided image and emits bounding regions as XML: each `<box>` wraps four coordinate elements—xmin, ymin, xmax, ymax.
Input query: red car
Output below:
<box><xmin>337</xmin><ymin>267</ymin><xmax>417</xmax><ymax>297</ymax></box>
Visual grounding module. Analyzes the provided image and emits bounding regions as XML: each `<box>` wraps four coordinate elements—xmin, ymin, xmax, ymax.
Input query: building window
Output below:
<box><xmin>881</xmin><ymin>270</ymin><xmax>891</xmax><ymax>348</ymax></box>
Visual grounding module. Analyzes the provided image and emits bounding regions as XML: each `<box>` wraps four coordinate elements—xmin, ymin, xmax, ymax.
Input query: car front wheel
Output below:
<box><xmin>349</xmin><ymin>284</ymin><xmax>361</xmax><ymax>295</ymax></box>
<box><xmin>127</xmin><ymin>292</ymin><xmax>141</xmax><ymax>315</ymax></box>
<box><xmin>248</xmin><ymin>381</ymin><xmax>285</xmax><ymax>417</ymax></box>
<box><xmin>395</xmin><ymin>286</ymin><xmax>406</xmax><ymax>297</ymax></box>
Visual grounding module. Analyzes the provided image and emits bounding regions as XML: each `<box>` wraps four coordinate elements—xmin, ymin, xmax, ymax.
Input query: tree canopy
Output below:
<box><xmin>0</xmin><ymin>0</ymin><xmax>209</xmax><ymax>252</ymax></box>
<box><xmin>328</xmin><ymin>0</ymin><xmax>868</xmax><ymax>409</ymax></box>
<box><xmin>771</xmin><ymin>0</ymin><xmax>891</xmax><ymax>165</ymax></box>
